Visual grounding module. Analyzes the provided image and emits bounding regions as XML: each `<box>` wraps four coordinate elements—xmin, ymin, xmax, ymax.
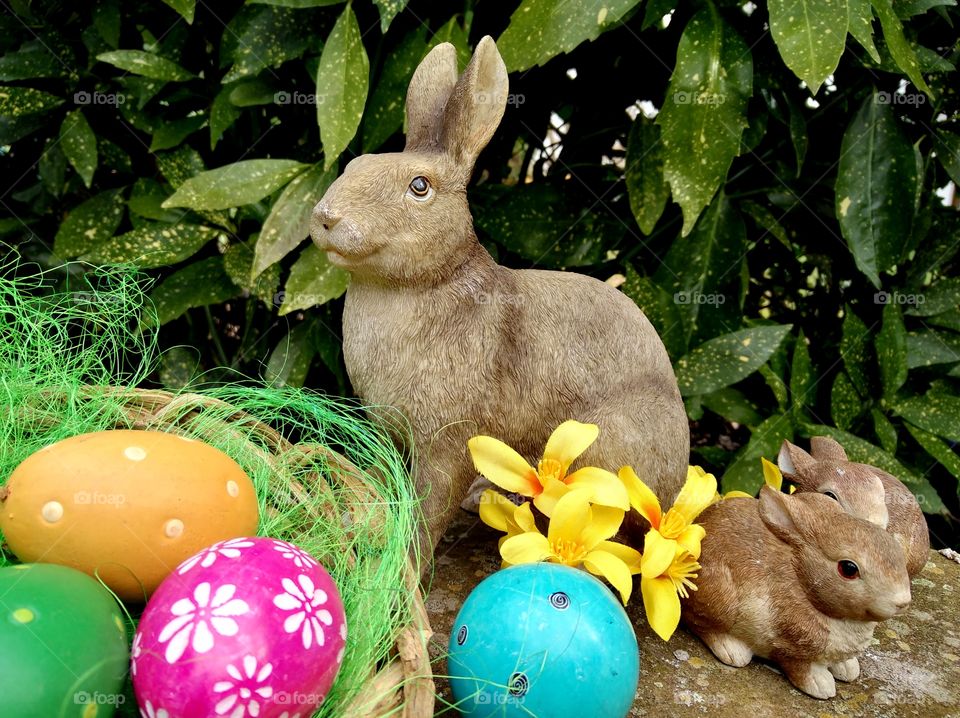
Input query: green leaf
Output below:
<box><xmin>702</xmin><ymin>387</ymin><xmax>764</xmax><ymax>426</ymax></box>
<box><xmin>840</xmin><ymin>308</ymin><xmax>873</xmax><ymax>395</ymax></box>
<box><xmin>147</xmin><ymin>257</ymin><xmax>241</xmax><ymax>326</ymax></box>
<box><xmin>904</xmin><ymin>277</ymin><xmax>960</xmax><ymax>316</ymax></box>
<box><xmin>249</xmin><ymin>0</ymin><xmax>343</xmax><ymax>6</ymax></box>
<box><xmin>99</xmin><ymin>137</ymin><xmax>131</xmax><ymax>174</ymax></box>
<box><xmin>161</xmin><ymin>0</ymin><xmax>196</xmax><ymax>23</ymax></box>
<box><xmin>926</xmin><ymin>309</ymin><xmax>960</xmax><ymax>333</ymax></box>
<box><xmin>38</xmin><ymin>135</ymin><xmax>66</xmax><ymax>196</ymax></box>
<box><xmin>0</xmin><ymin>41</ymin><xmax>72</xmax><ymax>81</ymax></box>
<box><xmin>156</xmin><ymin>146</ymin><xmax>234</xmax><ymax>229</ymax></box>
<box><xmin>0</xmin><ymin>86</ymin><xmax>63</xmax><ymax>116</ymax></box>
<box><xmin>802</xmin><ymin>422</ymin><xmax>946</xmax><ymax>513</ymax></box>
<box><xmin>894</xmin><ymin>393</ymin><xmax>960</xmax><ymax>442</ymax></box>
<box><xmin>906</xmin><ymin>330</ymin><xmax>960</xmax><ymax>368</ymax></box>
<box><xmin>895</xmin><ymin>0</ymin><xmax>956</xmax><ymax>16</ymax></box>
<box><xmin>675</xmin><ymin>324</ymin><xmax>793</xmax><ymax>397</ymax></box>
<box><xmin>278</xmin><ymin>244</ymin><xmax>350</xmax><ymax>315</ymax></box>
<box><xmin>128</xmin><ymin>178</ymin><xmax>181</xmax><ymax>222</ymax></box>
<box><xmin>621</xmin><ymin>264</ymin><xmax>686</xmax><ymax>359</ymax></box>
<box><xmin>721</xmin><ymin>414</ymin><xmax>794</xmax><ymax>495</ymax></box>
<box><xmin>162</xmin><ymin>159</ymin><xmax>310</xmax><ymax>210</ymax></box>
<box><xmin>374</xmin><ymin>0</ymin><xmax>409</xmax><ymax>32</ymax></box>
<box><xmin>497</xmin><ymin>0</ymin><xmax>643</xmax><ymax>73</ymax></box>
<box><xmin>228</xmin><ymin>77</ymin><xmax>279</xmax><ymax>106</ymax></box>
<box><xmin>643</xmin><ymin>0</ymin><xmax>677</xmax><ymax>29</ymax></box>
<box><xmin>53</xmin><ymin>189</ymin><xmax>126</xmax><ymax>257</ymax></box>
<box><xmin>96</xmin><ymin>50</ymin><xmax>194</xmax><ymax>81</ymax></box>
<box><xmin>93</xmin><ymin>0</ymin><xmax>120</xmax><ymax>48</ymax></box>
<box><xmin>871</xmin><ymin>0</ymin><xmax>932</xmax><ymax>95</ymax></box>
<box><xmin>877</xmin><ymin>302</ymin><xmax>908</xmax><ymax>398</ymax></box>
<box><xmin>428</xmin><ymin>17</ymin><xmax>471</xmax><ymax>68</ymax></box>
<box><xmin>658</xmin><ymin>8</ymin><xmax>753</xmax><ymax>235</ymax></box>
<box><xmin>159</xmin><ymin>346</ymin><xmax>199</xmax><ymax>389</ymax></box>
<box><xmin>760</xmin><ymin>364</ymin><xmax>790</xmax><ymax>411</ymax></box>
<box><xmin>785</xmin><ymin>96</ymin><xmax>809</xmax><ymax>176</ymax></box>
<box><xmin>933</xmin><ymin>131</ymin><xmax>960</xmax><ymax>185</ymax></box>
<box><xmin>905</xmin><ymin>423</ymin><xmax>960</xmax><ymax>486</ymax></box>
<box><xmin>871</xmin><ymin>407</ymin><xmax>898</xmax><ymax>453</ymax></box>
<box><xmin>222</xmin><ymin>6</ymin><xmax>310</xmax><ymax>83</ymax></box>
<box><xmin>831</xmin><ymin>371</ymin><xmax>862</xmax><ymax>430</ymax></box>
<box><xmin>60</xmin><ymin>110</ymin><xmax>97</xmax><ymax>188</ymax></box>
<box><xmin>836</xmin><ymin>92</ymin><xmax>918</xmax><ymax>288</ymax></box>
<box><xmin>849</xmin><ymin>0</ymin><xmax>881</xmax><ymax>62</ymax></box>
<box><xmin>316</xmin><ymin>5</ymin><xmax>369</xmax><ymax>170</ymax></box>
<box><xmin>210</xmin><ymin>86</ymin><xmax>242</xmax><ymax>150</ymax></box>
<box><xmin>742</xmin><ymin>200</ymin><xmax>791</xmax><ymax>249</ymax></box>
<box><xmin>223</xmin><ymin>240</ymin><xmax>281</xmax><ymax>304</ymax></box>
<box><xmin>150</xmin><ymin>114</ymin><xmax>206</xmax><ymax>151</ymax></box>
<box><xmin>252</xmin><ymin>163</ymin><xmax>337</xmax><ymax>279</ymax></box>
<box><xmin>625</xmin><ymin>116</ymin><xmax>669</xmax><ymax>235</ymax></box>
<box><xmin>82</xmin><ymin>223</ymin><xmax>219</xmax><ymax>269</ymax></box>
<box><xmin>265</xmin><ymin>322</ymin><xmax>317</xmax><ymax>388</ymax></box>
<box><xmin>362</xmin><ymin>27</ymin><xmax>428</xmax><ymax>153</ymax></box>
<box><xmin>790</xmin><ymin>332</ymin><xmax>814</xmax><ymax>412</ymax></box>
<box><xmin>769</xmin><ymin>0</ymin><xmax>849</xmax><ymax>93</ymax></box>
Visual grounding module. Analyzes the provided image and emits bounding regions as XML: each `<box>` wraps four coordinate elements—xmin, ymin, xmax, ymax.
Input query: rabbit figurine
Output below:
<box><xmin>682</xmin><ymin>487</ymin><xmax>912</xmax><ymax>699</ymax></box>
<box><xmin>310</xmin><ymin>37</ymin><xmax>688</xmax><ymax>553</ymax></box>
<box><xmin>778</xmin><ymin>437</ymin><xmax>929</xmax><ymax>577</ymax></box>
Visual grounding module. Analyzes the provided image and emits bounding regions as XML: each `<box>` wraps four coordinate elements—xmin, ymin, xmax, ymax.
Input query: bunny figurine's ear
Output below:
<box><xmin>759</xmin><ymin>486</ymin><xmax>802</xmax><ymax>544</ymax></box>
<box><xmin>439</xmin><ymin>35</ymin><xmax>509</xmax><ymax>174</ymax></box>
<box><xmin>405</xmin><ymin>43</ymin><xmax>459</xmax><ymax>152</ymax></box>
<box><xmin>809</xmin><ymin>436</ymin><xmax>848</xmax><ymax>462</ymax></box>
<box><xmin>777</xmin><ymin>440</ymin><xmax>816</xmax><ymax>483</ymax></box>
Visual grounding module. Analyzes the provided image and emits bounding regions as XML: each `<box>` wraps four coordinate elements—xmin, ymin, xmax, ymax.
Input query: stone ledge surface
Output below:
<box><xmin>426</xmin><ymin>511</ymin><xmax>960</xmax><ymax>718</ymax></box>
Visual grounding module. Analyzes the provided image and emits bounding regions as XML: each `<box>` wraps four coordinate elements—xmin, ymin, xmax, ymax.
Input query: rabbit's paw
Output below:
<box><xmin>703</xmin><ymin>633</ymin><xmax>753</xmax><ymax>667</ymax></box>
<box><xmin>829</xmin><ymin>657</ymin><xmax>860</xmax><ymax>682</ymax></box>
<box><xmin>785</xmin><ymin>662</ymin><xmax>836</xmax><ymax>699</ymax></box>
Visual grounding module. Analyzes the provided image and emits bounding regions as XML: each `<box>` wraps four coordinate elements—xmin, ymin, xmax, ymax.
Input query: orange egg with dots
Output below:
<box><xmin>0</xmin><ymin>430</ymin><xmax>259</xmax><ymax>602</ymax></box>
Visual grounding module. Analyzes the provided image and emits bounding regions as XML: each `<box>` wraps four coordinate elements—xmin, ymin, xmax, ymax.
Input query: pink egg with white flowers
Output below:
<box><xmin>132</xmin><ymin>537</ymin><xmax>347</xmax><ymax>718</ymax></box>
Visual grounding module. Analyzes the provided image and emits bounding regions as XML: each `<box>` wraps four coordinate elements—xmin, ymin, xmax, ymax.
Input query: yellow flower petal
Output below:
<box><xmin>513</xmin><ymin>502</ymin><xmax>538</xmax><ymax>534</ymax></box>
<box><xmin>762</xmin><ymin>457</ymin><xmax>784</xmax><ymax>491</ymax></box>
<box><xmin>579</xmin><ymin>505</ymin><xmax>625</xmax><ymax>549</ymax></box>
<box><xmin>641</xmin><ymin>574</ymin><xmax>682</xmax><ymax>641</ymax></box>
<box><xmin>598</xmin><ymin>540</ymin><xmax>642</xmax><ymax>574</ymax></box>
<box><xmin>676</xmin><ymin>523</ymin><xmax>706</xmax><ymax>560</ymax></box>
<box><xmin>640</xmin><ymin>529</ymin><xmax>676</xmax><ymax>579</ymax></box>
<box><xmin>500</xmin><ymin>532</ymin><xmax>553</xmax><ymax>565</ymax></box>
<box><xmin>468</xmin><ymin>436</ymin><xmax>541</xmax><ymax>496</ymax></box>
<box><xmin>673</xmin><ymin>466</ymin><xmax>718</xmax><ymax>524</ymax></box>
<box><xmin>478</xmin><ymin>490</ymin><xmax>515</xmax><ymax>532</ymax></box>
<box><xmin>533</xmin><ymin>475</ymin><xmax>571</xmax><ymax>518</ymax></box>
<box><xmin>619</xmin><ymin>465</ymin><xmax>662</xmax><ymax>529</ymax></box>
<box><xmin>723</xmin><ymin>490</ymin><xmax>754</xmax><ymax>499</ymax></box>
<box><xmin>566</xmin><ymin>466</ymin><xmax>630</xmax><ymax>510</ymax></box>
<box><xmin>543</xmin><ymin>420</ymin><xmax>599</xmax><ymax>474</ymax></box>
<box><xmin>546</xmin><ymin>489</ymin><xmax>593</xmax><ymax>546</ymax></box>
<box><xmin>583</xmin><ymin>549</ymin><xmax>635</xmax><ymax>605</ymax></box>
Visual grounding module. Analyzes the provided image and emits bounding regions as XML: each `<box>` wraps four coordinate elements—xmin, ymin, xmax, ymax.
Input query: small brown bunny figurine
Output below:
<box><xmin>682</xmin><ymin>487</ymin><xmax>912</xmax><ymax>699</ymax></box>
<box><xmin>310</xmin><ymin>37</ymin><xmax>688</xmax><ymax>554</ymax></box>
<box><xmin>778</xmin><ymin>437</ymin><xmax>929</xmax><ymax>577</ymax></box>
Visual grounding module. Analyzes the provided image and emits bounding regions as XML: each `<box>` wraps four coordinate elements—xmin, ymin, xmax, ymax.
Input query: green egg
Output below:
<box><xmin>0</xmin><ymin>564</ymin><xmax>129</xmax><ymax>718</ymax></box>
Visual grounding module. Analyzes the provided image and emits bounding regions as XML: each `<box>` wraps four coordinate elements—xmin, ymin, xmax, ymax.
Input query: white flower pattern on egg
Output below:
<box><xmin>131</xmin><ymin>631</ymin><xmax>143</xmax><ymax>676</ymax></box>
<box><xmin>177</xmin><ymin>538</ymin><xmax>256</xmax><ymax>575</ymax></box>
<box><xmin>272</xmin><ymin>540</ymin><xmax>319</xmax><ymax>569</ymax></box>
<box><xmin>213</xmin><ymin>654</ymin><xmax>274</xmax><ymax>718</ymax></box>
<box><xmin>273</xmin><ymin>575</ymin><xmax>333</xmax><ymax>650</ymax></box>
<box><xmin>140</xmin><ymin>701</ymin><xmax>170</xmax><ymax>718</ymax></box>
<box><xmin>158</xmin><ymin>582</ymin><xmax>250</xmax><ymax>663</ymax></box>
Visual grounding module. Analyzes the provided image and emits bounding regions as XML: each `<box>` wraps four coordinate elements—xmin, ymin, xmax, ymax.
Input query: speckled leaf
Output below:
<box><xmin>162</xmin><ymin>159</ymin><xmax>310</xmax><ymax>210</ymax></box>
<box><xmin>82</xmin><ymin>223</ymin><xmax>219</xmax><ymax>269</ymax></box>
<box><xmin>769</xmin><ymin>0</ymin><xmax>848</xmax><ymax>93</ymax></box>
<box><xmin>742</xmin><ymin>200</ymin><xmax>791</xmax><ymax>249</ymax></box>
<box><xmin>316</xmin><ymin>5</ymin><xmax>369</xmax><ymax>170</ymax></box>
<box><xmin>895</xmin><ymin>393</ymin><xmax>960</xmax><ymax>442</ymax></box>
<box><xmin>836</xmin><ymin>95</ymin><xmax>917</xmax><ymax>288</ymax></box>
<box><xmin>150</xmin><ymin>114</ymin><xmax>206</xmax><ymax>151</ymax></box>
<box><xmin>161</xmin><ymin>0</ymin><xmax>195</xmax><ymax>23</ymax></box>
<box><xmin>228</xmin><ymin>77</ymin><xmax>278</xmax><ymax>107</ymax></box>
<box><xmin>934</xmin><ymin>131</ymin><xmax>960</xmax><ymax>185</ymax></box>
<box><xmin>871</xmin><ymin>408</ymin><xmax>898</xmax><ymax>453</ymax></box>
<box><xmin>721</xmin><ymin>414</ymin><xmax>794</xmax><ymax>495</ymax></box>
<box><xmin>906</xmin><ymin>330</ymin><xmax>960</xmax><ymax>368</ymax></box>
<box><xmin>278</xmin><ymin>244</ymin><xmax>350</xmax><ymax>315</ymax></box>
<box><xmin>878</xmin><ymin>302</ymin><xmax>908</xmax><ymax>398</ymax></box>
<box><xmin>374</xmin><ymin>0</ymin><xmax>408</xmax><ymax>32</ymax></box>
<box><xmin>428</xmin><ymin>17</ymin><xmax>471</xmax><ymax>68</ymax></box>
<box><xmin>702</xmin><ymin>387</ymin><xmax>764</xmax><ymax>426</ymax></box>
<box><xmin>224</xmin><ymin>239</ymin><xmax>281</xmax><ymax>304</ymax></box>
<box><xmin>221</xmin><ymin>6</ymin><xmax>310</xmax><ymax>83</ymax></box>
<box><xmin>626</xmin><ymin>116</ymin><xmax>669</xmax><ymax>235</ymax></box>
<box><xmin>128</xmin><ymin>178</ymin><xmax>181</xmax><ymax>222</ymax></box>
<box><xmin>0</xmin><ymin>41</ymin><xmax>72</xmax><ymax>80</ymax></box>
<box><xmin>840</xmin><ymin>308</ymin><xmax>873</xmax><ymax>395</ymax></box>
<box><xmin>147</xmin><ymin>257</ymin><xmax>241</xmax><ymax>326</ymax></box>
<box><xmin>210</xmin><ymin>85</ymin><xmax>241</xmax><ymax>149</ymax></box>
<box><xmin>0</xmin><ymin>86</ymin><xmax>63</xmax><ymax>116</ymax></box>
<box><xmin>675</xmin><ymin>324</ymin><xmax>792</xmax><ymax>397</ymax></box>
<box><xmin>252</xmin><ymin>163</ymin><xmax>336</xmax><ymax>279</ymax></box>
<box><xmin>362</xmin><ymin>26</ymin><xmax>428</xmax><ymax>152</ymax></box>
<box><xmin>871</xmin><ymin>0</ymin><xmax>932</xmax><ymax>96</ymax></box>
<box><xmin>156</xmin><ymin>146</ymin><xmax>234</xmax><ymax>229</ymax></box>
<box><xmin>802</xmin><ymin>422</ymin><xmax>946</xmax><ymax>513</ymax></box>
<box><xmin>643</xmin><ymin>0</ymin><xmax>678</xmax><ymax>29</ymax></box>
<box><xmin>904</xmin><ymin>277</ymin><xmax>960</xmax><ymax>317</ymax></box>
<box><xmin>927</xmin><ymin>309</ymin><xmax>960</xmax><ymax>332</ymax></box>
<box><xmin>60</xmin><ymin>110</ymin><xmax>97</xmax><ymax>188</ymax></box>
<box><xmin>895</xmin><ymin>0</ymin><xmax>956</xmax><ymax>16</ymax></box>
<box><xmin>830</xmin><ymin>371</ymin><xmax>862</xmax><ymax>430</ymax></box>
<box><xmin>657</xmin><ymin>8</ymin><xmax>753</xmax><ymax>235</ymax></box>
<box><xmin>54</xmin><ymin>189</ymin><xmax>126</xmax><ymax>257</ymax></box>
<box><xmin>621</xmin><ymin>264</ymin><xmax>686</xmax><ymax>359</ymax></box>
<box><xmin>905</xmin><ymin>423</ymin><xmax>960</xmax><ymax>486</ymax></box>
<box><xmin>96</xmin><ymin>50</ymin><xmax>194</xmax><ymax>81</ymax></box>
<box><xmin>790</xmin><ymin>332</ymin><xmax>814</xmax><ymax>411</ymax></box>
<box><xmin>265</xmin><ymin>322</ymin><xmax>316</xmax><ymax>388</ymax></box>
<box><xmin>248</xmin><ymin>0</ymin><xmax>343</xmax><ymax>6</ymax></box>
<box><xmin>497</xmin><ymin>0</ymin><xmax>642</xmax><ymax>73</ymax></box>
<box><xmin>93</xmin><ymin>0</ymin><xmax>120</xmax><ymax>47</ymax></box>
<box><xmin>38</xmin><ymin>135</ymin><xmax>66</xmax><ymax>196</ymax></box>
<box><xmin>848</xmin><ymin>0</ymin><xmax>881</xmax><ymax>61</ymax></box>
<box><xmin>159</xmin><ymin>346</ymin><xmax>198</xmax><ymax>389</ymax></box>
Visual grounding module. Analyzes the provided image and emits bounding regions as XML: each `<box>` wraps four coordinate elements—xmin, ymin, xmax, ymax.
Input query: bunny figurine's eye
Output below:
<box><xmin>408</xmin><ymin>176</ymin><xmax>432</xmax><ymax>200</ymax></box>
<box><xmin>823</xmin><ymin>491</ymin><xmax>839</xmax><ymax>501</ymax></box>
<box><xmin>837</xmin><ymin>560</ymin><xmax>860</xmax><ymax>580</ymax></box>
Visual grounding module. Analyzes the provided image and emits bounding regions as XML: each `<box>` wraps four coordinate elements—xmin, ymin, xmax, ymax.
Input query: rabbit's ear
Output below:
<box><xmin>439</xmin><ymin>35</ymin><xmax>508</xmax><ymax>171</ymax></box>
<box><xmin>759</xmin><ymin>486</ymin><xmax>802</xmax><ymax>544</ymax></box>
<box><xmin>809</xmin><ymin>436</ymin><xmax>848</xmax><ymax>462</ymax></box>
<box><xmin>778</xmin><ymin>440</ymin><xmax>816</xmax><ymax>483</ymax></box>
<box><xmin>405</xmin><ymin>43</ymin><xmax>459</xmax><ymax>152</ymax></box>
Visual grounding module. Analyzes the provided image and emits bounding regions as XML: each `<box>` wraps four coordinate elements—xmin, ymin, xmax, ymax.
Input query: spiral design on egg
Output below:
<box><xmin>456</xmin><ymin>624</ymin><xmax>468</xmax><ymax>645</ymax></box>
<box><xmin>549</xmin><ymin>591</ymin><xmax>570</xmax><ymax>610</ymax></box>
<box><xmin>508</xmin><ymin>672</ymin><xmax>529</xmax><ymax>698</ymax></box>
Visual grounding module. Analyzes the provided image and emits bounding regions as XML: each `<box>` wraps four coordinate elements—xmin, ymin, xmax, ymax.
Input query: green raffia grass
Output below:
<box><xmin>0</xmin><ymin>263</ymin><xmax>424</xmax><ymax>717</ymax></box>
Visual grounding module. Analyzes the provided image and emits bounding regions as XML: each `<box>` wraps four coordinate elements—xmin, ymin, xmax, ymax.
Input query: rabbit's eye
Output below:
<box><xmin>823</xmin><ymin>491</ymin><xmax>839</xmax><ymax>501</ymax></box>
<box><xmin>837</xmin><ymin>560</ymin><xmax>860</xmax><ymax>579</ymax></box>
<box><xmin>408</xmin><ymin>176</ymin><xmax>431</xmax><ymax>198</ymax></box>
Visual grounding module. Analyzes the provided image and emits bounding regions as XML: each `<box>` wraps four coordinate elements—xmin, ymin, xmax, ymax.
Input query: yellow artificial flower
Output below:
<box><xmin>497</xmin><ymin>489</ymin><xmax>641</xmax><ymax>604</ymax></box>
<box><xmin>478</xmin><ymin>489</ymin><xmax>537</xmax><ymax>557</ymax></box>
<box><xmin>640</xmin><ymin>529</ymin><xmax>701</xmax><ymax>641</ymax></box>
<box><xmin>468</xmin><ymin>420</ymin><xmax>629</xmax><ymax>517</ymax></box>
<box><xmin>618</xmin><ymin>464</ymin><xmax>716</xmax><ymax>558</ymax></box>
<box><xmin>722</xmin><ymin>457</ymin><xmax>795</xmax><ymax>499</ymax></box>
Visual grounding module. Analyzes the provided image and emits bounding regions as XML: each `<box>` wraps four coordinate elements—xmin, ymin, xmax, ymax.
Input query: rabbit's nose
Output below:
<box><xmin>314</xmin><ymin>204</ymin><xmax>341</xmax><ymax>232</ymax></box>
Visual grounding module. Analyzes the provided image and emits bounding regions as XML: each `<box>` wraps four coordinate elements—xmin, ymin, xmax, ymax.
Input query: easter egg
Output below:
<box><xmin>132</xmin><ymin>536</ymin><xmax>347</xmax><ymax>718</ymax></box>
<box><xmin>448</xmin><ymin>563</ymin><xmax>639</xmax><ymax>718</ymax></box>
<box><xmin>0</xmin><ymin>563</ymin><xmax>129</xmax><ymax>718</ymax></box>
<box><xmin>0</xmin><ymin>430</ymin><xmax>259</xmax><ymax>601</ymax></box>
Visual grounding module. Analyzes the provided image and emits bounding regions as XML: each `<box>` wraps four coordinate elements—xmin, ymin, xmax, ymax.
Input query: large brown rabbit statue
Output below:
<box><xmin>310</xmin><ymin>36</ymin><xmax>688</xmax><ymax>554</ymax></box>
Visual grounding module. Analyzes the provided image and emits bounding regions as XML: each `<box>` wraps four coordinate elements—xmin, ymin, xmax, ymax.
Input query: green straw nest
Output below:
<box><xmin>0</xmin><ymin>264</ymin><xmax>435</xmax><ymax>718</ymax></box>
